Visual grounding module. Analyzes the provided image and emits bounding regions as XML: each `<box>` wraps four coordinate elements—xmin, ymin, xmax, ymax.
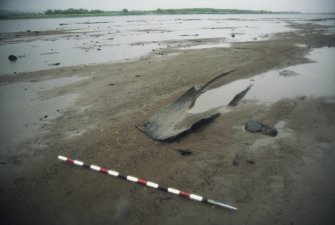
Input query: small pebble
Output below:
<box><xmin>247</xmin><ymin>159</ymin><xmax>256</xmax><ymax>164</ymax></box>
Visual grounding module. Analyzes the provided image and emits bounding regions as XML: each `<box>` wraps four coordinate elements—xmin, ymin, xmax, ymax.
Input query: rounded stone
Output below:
<box><xmin>245</xmin><ymin>120</ymin><xmax>262</xmax><ymax>132</ymax></box>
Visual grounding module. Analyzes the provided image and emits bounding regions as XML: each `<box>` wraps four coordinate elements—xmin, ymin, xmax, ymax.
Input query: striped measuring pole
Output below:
<box><xmin>58</xmin><ymin>155</ymin><xmax>237</xmax><ymax>211</ymax></box>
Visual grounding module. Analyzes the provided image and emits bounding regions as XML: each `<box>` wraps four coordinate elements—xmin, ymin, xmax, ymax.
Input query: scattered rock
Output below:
<box><xmin>177</xmin><ymin>148</ymin><xmax>193</xmax><ymax>156</ymax></box>
<box><xmin>245</xmin><ymin>119</ymin><xmax>278</xmax><ymax>137</ymax></box>
<box><xmin>279</xmin><ymin>70</ymin><xmax>299</xmax><ymax>77</ymax></box>
<box><xmin>135</xmin><ymin>75</ymin><xmax>141</xmax><ymax>77</ymax></box>
<box><xmin>245</xmin><ymin>120</ymin><xmax>263</xmax><ymax>133</ymax></box>
<box><xmin>97</xmin><ymin>48</ymin><xmax>102</xmax><ymax>51</ymax></box>
<box><xmin>109</xmin><ymin>83</ymin><xmax>115</xmax><ymax>86</ymax></box>
<box><xmin>49</xmin><ymin>63</ymin><xmax>60</xmax><ymax>66</ymax></box>
<box><xmin>8</xmin><ymin>55</ymin><xmax>18</xmax><ymax>61</ymax></box>
<box><xmin>231</xmin><ymin>34</ymin><xmax>235</xmax><ymax>38</ymax></box>
<box><xmin>262</xmin><ymin>126</ymin><xmax>278</xmax><ymax>137</ymax></box>
<box><xmin>44</xmin><ymin>115</ymin><xmax>48</xmax><ymax>118</ymax></box>
<box><xmin>247</xmin><ymin>159</ymin><xmax>256</xmax><ymax>164</ymax></box>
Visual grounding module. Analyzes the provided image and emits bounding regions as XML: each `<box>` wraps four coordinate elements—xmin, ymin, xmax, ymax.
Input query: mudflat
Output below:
<box><xmin>1</xmin><ymin>22</ymin><xmax>335</xmax><ymax>225</ymax></box>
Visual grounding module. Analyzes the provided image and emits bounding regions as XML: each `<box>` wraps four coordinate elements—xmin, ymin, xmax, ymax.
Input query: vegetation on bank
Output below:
<box><xmin>0</xmin><ymin>8</ymin><xmax>300</xmax><ymax>19</ymax></box>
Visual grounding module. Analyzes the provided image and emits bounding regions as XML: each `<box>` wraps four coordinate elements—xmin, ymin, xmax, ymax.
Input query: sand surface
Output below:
<box><xmin>1</xmin><ymin>22</ymin><xmax>335</xmax><ymax>225</ymax></box>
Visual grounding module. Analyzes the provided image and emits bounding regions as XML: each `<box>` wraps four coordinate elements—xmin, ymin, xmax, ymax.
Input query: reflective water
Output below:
<box><xmin>0</xmin><ymin>76</ymin><xmax>85</xmax><ymax>151</ymax></box>
<box><xmin>189</xmin><ymin>47</ymin><xmax>335</xmax><ymax>114</ymax></box>
<box><xmin>180</xmin><ymin>43</ymin><xmax>231</xmax><ymax>50</ymax></box>
<box><xmin>0</xmin><ymin>14</ymin><xmax>333</xmax><ymax>75</ymax></box>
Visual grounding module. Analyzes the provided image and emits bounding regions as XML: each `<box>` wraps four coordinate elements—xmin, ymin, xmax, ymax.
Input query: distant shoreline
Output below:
<box><xmin>0</xmin><ymin>8</ymin><xmax>302</xmax><ymax>20</ymax></box>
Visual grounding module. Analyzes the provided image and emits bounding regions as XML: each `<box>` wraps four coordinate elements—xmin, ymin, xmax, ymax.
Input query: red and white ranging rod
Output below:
<box><xmin>58</xmin><ymin>155</ymin><xmax>237</xmax><ymax>211</ymax></box>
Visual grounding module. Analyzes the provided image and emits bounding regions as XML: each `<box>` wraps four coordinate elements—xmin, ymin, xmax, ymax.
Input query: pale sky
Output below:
<box><xmin>0</xmin><ymin>0</ymin><xmax>334</xmax><ymax>13</ymax></box>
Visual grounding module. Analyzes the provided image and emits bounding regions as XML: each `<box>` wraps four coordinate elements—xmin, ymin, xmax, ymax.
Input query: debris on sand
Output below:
<box><xmin>177</xmin><ymin>148</ymin><xmax>193</xmax><ymax>156</ymax></box>
<box><xmin>8</xmin><ymin>55</ymin><xmax>18</xmax><ymax>61</ymax></box>
<box><xmin>245</xmin><ymin>120</ymin><xmax>278</xmax><ymax>137</ymax></box>
<box><xmin>137</xmin><ymin>69</ymin><xmax>253</xmax><ymax>142</ymax></box>
<box><xmin>246</xmin><ymin>159</ymin><xmax>256</xmax><ymax>164</ymax></box>
<box><xmin>279</xmin><ymin>70</ymin><xmax>299</xmax><ymax>77</ymax></box>
<box><xmin>49</xmin><ymin>63</ymin><xmax>61</xmax><ymax>66</ymax></box>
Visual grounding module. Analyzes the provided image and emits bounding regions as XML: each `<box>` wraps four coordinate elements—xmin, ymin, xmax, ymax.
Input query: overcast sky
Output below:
<box><xmin>0</xmin><ymin>0</ymin><xmax>334</xmax><ymax>13</ymax></box>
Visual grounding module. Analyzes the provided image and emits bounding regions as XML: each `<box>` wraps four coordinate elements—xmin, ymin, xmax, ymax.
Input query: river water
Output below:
<box><xmin>0</xmin><ymin>14</ymin><xmax>334</xmax><ymax>75</ymax></box>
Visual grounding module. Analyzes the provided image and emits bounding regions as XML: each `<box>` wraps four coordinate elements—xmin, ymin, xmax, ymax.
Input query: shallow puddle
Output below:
<box><xmin>189</xmin><ymin>47</ymin><xmax>335</xmax><ymax>114</ymax></box>
<box><xmin>0</xmin><ymin>76</ymin><xmax>85</xmax><ymax>152</ymax></box>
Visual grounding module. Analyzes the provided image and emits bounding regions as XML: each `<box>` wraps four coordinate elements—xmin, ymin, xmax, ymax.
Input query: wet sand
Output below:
<box><xmin>1</xmin><ymin>22</ymin><xmax>335</xmax><ymax>225</ymax></box>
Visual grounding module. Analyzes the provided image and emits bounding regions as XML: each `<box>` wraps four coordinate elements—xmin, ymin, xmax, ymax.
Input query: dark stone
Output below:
<box><xmin>245</xmin><ymin>120</ymin><xmax>263</xmax><ymax>133</ymax></box>
<box><xmin>49</xmin><ymin>63</ymin><xmax>60</xmax><ymax>66</ymax></box>
<box><xmin>262</xmin><ymin>126</ymin><xmax>278</xmax><ymax>137</ymax></box>
<box><xmin>231</xmin><ymin>34</ymin><xmax>235</xmax><ymax>38</ymax></box>
<box><xmin>44</xmin><ymin>115</ymin><xmax>48</xmax><ymax>118</ymax></box>
<box><xmin>245</xmin><ymin>120</ymin><xmax>278</xmax><ymax>137</ymax></box>
<box><xmin>135</xmin><ymin>75</ymin><xmax>141</xmax><ymax>77</ymax></box>
<box><xmin>177</xmin><ymin>148</ymin><xmax>193</xmax><ymax>156</ymax></box>
<box><xmin>8</xmin><ymin>55</ymin><xmax>18</xmax><ymax>61</ymax></box>
<box><xmin>247</xmin><ymin>159</ymin><xmax>256</xmax><ymax>164</ymax></box>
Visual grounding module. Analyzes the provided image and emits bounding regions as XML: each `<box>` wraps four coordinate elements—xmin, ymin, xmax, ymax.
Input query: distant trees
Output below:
<box><xmin>42</xmin><ymin>8</ymin><xmax>274</xmax><ymax>17</ymax></box>
<box><xmin>44</xmin><ymin>8</ymin><xmax>104</xmax><ymax>15</ymax></box>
